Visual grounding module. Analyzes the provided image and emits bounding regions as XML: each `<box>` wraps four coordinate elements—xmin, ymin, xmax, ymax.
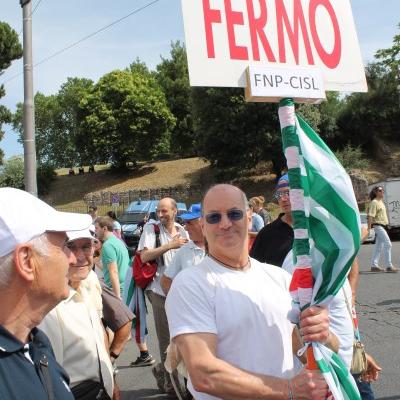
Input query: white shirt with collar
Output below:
<box><xmin>164</xmin><ymin>240</ymin><xmax>205</xmax><ymax>280</ymax></box>
<box><xmin>138</xmin><ymin>221</ymin><xmax>188</xmax><ymax>296</ymax></box>
<box><xmin>39</xmin><ymin>281</ymin><xmax>114</xmax><ymax>397</ymax></box>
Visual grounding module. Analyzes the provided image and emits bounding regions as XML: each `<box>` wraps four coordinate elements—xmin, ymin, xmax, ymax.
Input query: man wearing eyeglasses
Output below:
<box><xmin>250</xmin><ymin>174</ymin><xmax>294</xmax><ymax>266</ymax></box>
<box><xmin>165</xmin><ymin>184</ymin><xmax>337</xmax><ymax>400</ymax></box>
<box><xmin>39</xmin><ymin>228</ymin><xmax>114</xmax><ymax>399</ymax></box>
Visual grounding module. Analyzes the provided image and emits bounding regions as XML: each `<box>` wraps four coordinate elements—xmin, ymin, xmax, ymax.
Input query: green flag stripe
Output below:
<box><xmin>303</xmin><ymin>159</ymin><xmax>360</xmax><ymax>249</ymax></box>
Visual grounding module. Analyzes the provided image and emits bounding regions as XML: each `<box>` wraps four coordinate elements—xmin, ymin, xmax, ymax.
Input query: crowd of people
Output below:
<box><xmin>0</xmin><ymin>179</ymin><xmax>384</xmax><ymax>400</ymax></box>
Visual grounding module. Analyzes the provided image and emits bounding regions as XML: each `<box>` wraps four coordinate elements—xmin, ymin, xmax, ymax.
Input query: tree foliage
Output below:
<box><xmin>13</xmin><ymin>78</ymin><xmax>95</xmax><ymax>168</ymax></box>
<box><xmin>79</xmin><ymin>69</ymin><xmax>175</xmax><ymax>168</ymax></box>
<box><xmin>156</xmin><ymin>41</ymin><xmax>194</xmax><ymax>156</ymax></box>
<box><xmin>0</xmin><ymin>22</ymin><xmax>22</xmax><ymax>165</ymax></box>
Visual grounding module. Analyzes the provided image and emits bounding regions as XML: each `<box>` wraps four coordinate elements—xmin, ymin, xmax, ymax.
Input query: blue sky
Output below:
<box><xmin>1</xmin><ymin>0</ymin><xmax>399</xmax><ymax>159</ymax></box>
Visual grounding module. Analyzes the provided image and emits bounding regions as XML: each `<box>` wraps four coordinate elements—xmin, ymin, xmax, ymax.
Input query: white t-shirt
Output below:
<box><xmin>282</xmin><ymin>251</ymin><xmax>354</xmax><ymax>370</ymax></box>
<box><xmin>166</xmin><ymin>256</ymin><xmax>296</xmax><ymax>400</ymax></box>
<box><xmin>164</xmin><ymin>240</ymin><xmax>205</xmax><ymax>279</ymax></box>
<box><xmin>138</xmin><ymin>221</ymin><xmax>188</xmax><ymax>296</ymax></box>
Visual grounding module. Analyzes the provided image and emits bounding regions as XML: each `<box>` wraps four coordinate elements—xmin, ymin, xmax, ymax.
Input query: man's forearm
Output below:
<box><xmin>109</xmin><ymin>267</ymin><xmax>120</xmax><ymax>298</ymax></box>
<box><xmin>140</xmin><ymin>243</ymin><xmax>171</xmax><ymax>263</ymax></box>
<box><xmin>188</xmin><ymin>355</ymin><xmax>288</xmax><ymax>400</ymax></box>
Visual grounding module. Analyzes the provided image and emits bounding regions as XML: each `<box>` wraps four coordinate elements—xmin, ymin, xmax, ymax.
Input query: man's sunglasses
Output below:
<box><xmin>204</xmin><ymin>209</ymin><xmax>244</xmax><ymax>224</ymax></box>
<box><xmin>274</xmin><ymin>190</ymin><xmax>290</xmax><ymax>200</ymax></box>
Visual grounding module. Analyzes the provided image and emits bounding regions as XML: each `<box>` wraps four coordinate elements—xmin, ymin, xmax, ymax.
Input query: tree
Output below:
<box><xmin>79</xmin><ymin>69</ymin><xmax>175</xmax><ymax>169</ymax></box>
<box><xmin>0</xmin><ymin>155</ymin><xmax>56</xmax><ymax>194</ymax></box>
<box><xmin>0</xmin><ymin>22</ymin><xmax>23</xmax><ymax>165</ymax></box>
<box><xmin>336</xmin><ymin>63</ymin><xmax>400</xmax><ymax>157</ymax></box>
<box><xmin>375</xmin><ymin>22</ymin><xmax>400</xmax><ymax>72</ymax></box>
<box><xmin>13</xmin><ymin>78</ymin><xmax>94</xmax><ymax>168</ymax></box>
<box><xmin>0</xmin><ymin>155</ymin><xmax>24</xmax><ymax>189</ymax></box>
<box><xmin>156</xmin><ymin>42</ymin><xmax>194</xmax><ymax>156</ymax></box>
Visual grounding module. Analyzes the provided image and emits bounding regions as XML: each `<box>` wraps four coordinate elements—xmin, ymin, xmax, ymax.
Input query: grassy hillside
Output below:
<box><xmin>44</xmin><ymin>157</ymin><xmax>281</xmax><ymax>214</ymax></box>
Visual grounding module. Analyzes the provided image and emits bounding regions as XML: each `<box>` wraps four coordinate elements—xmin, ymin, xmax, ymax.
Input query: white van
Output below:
<box><xmin>368</xmin><ymin>178</ymin><xmax>400</xmax><ymax>236</ymax></box>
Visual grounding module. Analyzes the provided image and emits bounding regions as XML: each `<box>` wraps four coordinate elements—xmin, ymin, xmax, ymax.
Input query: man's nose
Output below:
<box><xmin>64</xmin><ymin>247</ymin><xmax>78</xmax><ymax>265</ymax></box>
<box><xmin>219</xmin><ymin>213</ymin><xmax>232</xmax><ymax>229</ymax></box>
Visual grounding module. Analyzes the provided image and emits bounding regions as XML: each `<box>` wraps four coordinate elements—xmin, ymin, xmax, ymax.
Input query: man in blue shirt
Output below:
<box><xmin>0</xmin><ymin>187</ymin><xmax>92</xmax><ymax>400</ymax></box>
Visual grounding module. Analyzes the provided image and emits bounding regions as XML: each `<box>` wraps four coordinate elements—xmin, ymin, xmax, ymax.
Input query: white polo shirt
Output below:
<box><xmin>164</xmin><ymin>240</ymin><xmax>205</xmax><ymax>280</ymax></box>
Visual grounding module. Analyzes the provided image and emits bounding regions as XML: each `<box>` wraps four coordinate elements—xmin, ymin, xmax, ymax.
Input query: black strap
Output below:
<box><xmin>154</xmin><ymin>224</ymin><xmax>164</xmax><ymax>266</ymax></box>
<box><xmin>39</xmin><ymin>354</ymin><xmax>55</xmax><ymax>400</ymax></box>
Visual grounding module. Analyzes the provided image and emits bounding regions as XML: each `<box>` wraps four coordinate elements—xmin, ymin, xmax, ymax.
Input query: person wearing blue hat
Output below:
<box><xmin>161</xmin><ymin>204</ymin><xmax>206</xmax><ymax>295</ymax></box>
<box><xmin>250</xmin><ymin>174</ymin><xmax>293</xmax><ymax>266</ymax></box>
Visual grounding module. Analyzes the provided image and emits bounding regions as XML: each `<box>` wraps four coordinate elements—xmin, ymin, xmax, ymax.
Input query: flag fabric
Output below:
<box><xmin>278</xmin><ymin>98</ymin><xmax>361</xmax><ymax>400</ymax></box>
<box><xmin>124</xmin><ymin>266</ymin><xmax>148</xmax><ymax>343</ymax></box>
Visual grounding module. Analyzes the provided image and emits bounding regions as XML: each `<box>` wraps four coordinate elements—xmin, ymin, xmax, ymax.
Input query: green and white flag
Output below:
<box><xmin>278</xmin><ymin>98</ymin><xmax>361</xmax><ymax>400</ymax></box>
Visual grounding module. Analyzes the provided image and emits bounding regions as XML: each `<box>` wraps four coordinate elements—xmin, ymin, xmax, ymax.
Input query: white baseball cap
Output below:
<box><xmin>66</xmin><ymin>225</ymin><xmax>95</xmax><ymax>242</ymax></box>
<box><xmin>0</xmin><ymin>187</ymin><xmax>93</xmax><ymax>257</ymax></box>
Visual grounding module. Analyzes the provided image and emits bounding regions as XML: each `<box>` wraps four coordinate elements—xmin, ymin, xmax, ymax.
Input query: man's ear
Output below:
<box><xmin>13</xmin><ymin>244</ymin><xmax>36</xmax><ymax>283</ymax></box>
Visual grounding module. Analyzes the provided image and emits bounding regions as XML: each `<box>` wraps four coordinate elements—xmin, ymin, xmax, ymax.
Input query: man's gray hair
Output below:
<box><xmin>0</xmin><ymin>234</ymin><xmax>51</xmax><ymax>289</ymax></box>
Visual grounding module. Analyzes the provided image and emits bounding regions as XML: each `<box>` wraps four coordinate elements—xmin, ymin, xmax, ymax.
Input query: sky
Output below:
<box><xmin>1</xmin><ymin>0</ymin><xmax>399</xmax><ymax>159</ymax></box>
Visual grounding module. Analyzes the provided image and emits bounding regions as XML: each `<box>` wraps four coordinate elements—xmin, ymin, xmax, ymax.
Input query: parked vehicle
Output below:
<box><xmin>120</xmin><ymin>200</ymin><xmax>187</xmax><ymax>251</ymax></box>
<box><xmin>368</xmin><ymin>178</ymin><xmax>400</xmax><ymax>236</ymax></box>
<box><xmin>360</xmin><ymin>212</ymin><xmax>375</xmax><ymax>244</ymax></box>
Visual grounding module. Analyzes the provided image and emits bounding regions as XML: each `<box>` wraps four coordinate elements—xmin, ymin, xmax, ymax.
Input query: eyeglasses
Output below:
<box><xmin>274</xmin><ymin>190</ymin><xmax>290</xmax><ymax>200</ymax></box>
<box><xmin>204</xmin><ymin>209</ymin><xmax>244</xmax><ymax>224</ymax></box>
<box><xmin>66</xmin><ymin>242</ymin><xmax>93</xmax><ymax>254</ymax></box>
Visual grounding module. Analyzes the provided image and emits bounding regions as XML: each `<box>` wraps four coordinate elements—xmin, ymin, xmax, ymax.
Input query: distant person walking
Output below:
<box><xmin>368</xmin><ymin>186</ymin><xmax>397</xmax><ymax>272</ymax></box>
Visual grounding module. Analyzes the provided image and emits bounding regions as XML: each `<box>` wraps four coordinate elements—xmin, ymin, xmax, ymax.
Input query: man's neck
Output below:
<box><xmin>163</xmin><ymin>220</ymin><xmax>176</xmax><ymax>235</ymax></box>
<box><xmin>0</xmin><ymin>292</ymin><xmax>49</xmax><ymax>343</ymax></box>
<box><xmin>282</xmin><ymin>212</ymin><xmax>293</xmax><ymax>226</ymax></box>
<box><xmin>193</xmin><ymin>240</ymin><xmax>205</xmax><ymax>249</ymax></box>
<box><xmin>103</xmin><ymin>230</ymin><xmax>113</xmax><ymax>241</ymax></box>
<box><xmin>209</xmin><ymin>249</ymin><xmax>249</xmax><ymax>270</ymax></box>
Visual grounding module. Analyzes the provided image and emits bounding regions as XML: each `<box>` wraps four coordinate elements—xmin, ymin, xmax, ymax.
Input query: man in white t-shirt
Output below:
<box><xmin>138</xmin><ymin>197</ymin><xmax>188</xmax><ymax>395</ymax></box>
<box><xmin>166</xmin><ymin>184</ymin><xmax>338</xmax><ymax>400</ymax></box>
<box><xmin>161</xmin><ymin>203</ymin><xmax>206</xmax><ymax>295</ymax></box>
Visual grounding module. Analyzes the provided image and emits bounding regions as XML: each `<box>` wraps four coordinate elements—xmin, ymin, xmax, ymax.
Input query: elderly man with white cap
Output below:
<box><xmin>0</xmin><ymin>187</ymin><xmax>92</xmax><ymax>400</ymax></box>
<box><xmin>39</xmin><ymin>227</ymin><xmax>114</xmax><ymax>400</ymax></box>
<box><xmin>161</xmin><ymin>203</ymin><xmax>206</xmax><ymax>295</ymax></box>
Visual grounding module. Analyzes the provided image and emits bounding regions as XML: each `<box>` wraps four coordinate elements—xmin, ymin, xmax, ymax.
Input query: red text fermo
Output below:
<box><xmin>202</xmin><ymin>0</ymin><xmax>342</xmax><ymax>69</ymax></box>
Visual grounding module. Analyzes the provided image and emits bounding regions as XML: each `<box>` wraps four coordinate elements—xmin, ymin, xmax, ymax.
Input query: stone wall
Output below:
<box><xmin>83</xmin><ymin>184</ymin><xmax>204</xmax><ymax>207</ymax></box>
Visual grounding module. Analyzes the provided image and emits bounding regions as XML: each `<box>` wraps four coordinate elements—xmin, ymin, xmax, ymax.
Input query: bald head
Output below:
<box><xmin>158</xmin><ymin>197</ymin><xmax>177</xmax><ymax>210</ymax></box>
<box><xmin>157</xmin><ymin>197</ymin><xmax>177</xmax><ymax>226</ymax></box>
<box><xmin>202</xmin><ymin>184</ymin><xmax>248</xmax><ymax>211</ymax></box>
<box><xmin>201</xmin><ymin>184</ymin><xmax>251</xmax><ymax>263</ymax></box>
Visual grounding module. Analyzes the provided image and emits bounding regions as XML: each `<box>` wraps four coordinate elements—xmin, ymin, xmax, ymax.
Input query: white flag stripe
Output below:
<box><xmin>278</xmin><ymin>105</ymin><xmax>296</xmax><ymax>128</ymax></box>
<box><xmin>285</xmin><ymin>146</ymin><xmax>300</xmax><ymax>169</ymax></box>
<box><xmin>294</xmin><ymin>229</ymin><xmax>309</xmax><ymax>239</ymax></box>
<box><xmin>290</xmin><ymin>189</ymin><xmax>305</xmax><ymax>211</ymax></box>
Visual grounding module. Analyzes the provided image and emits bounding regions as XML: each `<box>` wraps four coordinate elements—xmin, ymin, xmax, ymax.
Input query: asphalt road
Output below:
<box><xmin>116</xmin><ymin>241</ymin><xmax>400</xmax><ymax>400</ymax></box>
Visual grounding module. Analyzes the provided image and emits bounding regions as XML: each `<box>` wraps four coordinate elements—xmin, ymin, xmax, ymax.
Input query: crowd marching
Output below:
<box><xmin>0</xmin><ymin>178</ymin><xmax>384</xmax><ymax>400</ymax></box>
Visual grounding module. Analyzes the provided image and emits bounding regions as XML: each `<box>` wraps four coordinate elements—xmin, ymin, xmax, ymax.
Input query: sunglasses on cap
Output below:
<box><xmin>204</xmin><ymin>209</ymin><xmax>244</xmax><ymax>224</ymax></box>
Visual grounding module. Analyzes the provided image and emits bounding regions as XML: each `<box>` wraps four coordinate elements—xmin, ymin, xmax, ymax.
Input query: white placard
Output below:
<box><xmin>245</xmin><ymin>66</ymin><xmax>325</xmax><ymax>103</ymax></box>
<box><xmin>180</xmin><ymin>0</ymin><xmax>367</xmax><ymax>93</ymax></box>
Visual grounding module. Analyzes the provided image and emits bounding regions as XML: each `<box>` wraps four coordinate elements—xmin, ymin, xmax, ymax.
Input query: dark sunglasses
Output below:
<box><xmin>204</xmin><ymin>209</ymin><xmax>244</xmax><ymax>224</ymax></box>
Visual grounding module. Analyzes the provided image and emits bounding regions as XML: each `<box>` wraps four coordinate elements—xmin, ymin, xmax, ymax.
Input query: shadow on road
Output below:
<box><xmin>121</xmin><ymin>388</ymin><xmax>169</xmax><ymax>399</ymax></box>
<box><xmin>376</xmin><ymin>299</ymin><xmax>400</xmax><ymax>306</ymax></box>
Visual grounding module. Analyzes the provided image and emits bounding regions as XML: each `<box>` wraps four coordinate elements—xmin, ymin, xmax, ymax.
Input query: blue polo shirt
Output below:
<box><xmin>0</xmin><ymin>324</ymin><xmax>73</xmax><ymax>400</ymax></box>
